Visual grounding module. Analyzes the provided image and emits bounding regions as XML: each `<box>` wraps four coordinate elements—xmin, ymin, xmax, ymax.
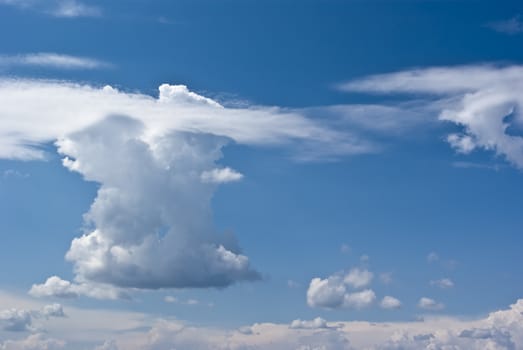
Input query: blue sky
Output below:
<box><xmin>1</xmin><ymin>1</ymin><xmax>523</xmax><ymax>349</ymax></box>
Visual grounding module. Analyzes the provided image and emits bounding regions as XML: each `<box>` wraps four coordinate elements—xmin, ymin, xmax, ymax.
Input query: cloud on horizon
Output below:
<box><xmin>2</xmin><ymin>291</ymin><xmax>523</xmax><ymax>350</ymax></box>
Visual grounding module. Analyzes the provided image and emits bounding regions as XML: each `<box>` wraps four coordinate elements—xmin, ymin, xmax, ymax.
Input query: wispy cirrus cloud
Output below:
<box><xmin>0</xmin><ymin>53</ymin><xmax>110</xmax><ymax>70</ymax></box>
<box><xmin>0</xmin><ymin>0</ymin><xmax>101</xmax><ymax>18</ymax></box>
<box><xmin>486</xmin><ymin>15</ymin><xmax>523</xmax><ymax>35</ymax></box>
<box><xmin>340</xmin><ymin>64</ymin><xmax>523</xmax><ymax>170</ymax></box>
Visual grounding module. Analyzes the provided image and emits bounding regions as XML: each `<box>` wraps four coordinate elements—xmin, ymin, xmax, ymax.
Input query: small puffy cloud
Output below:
<box><xmin>418</xmin><ymin>297</ymin><xmax>445</xmax><ymax>311</ymax></box>
<box><xmin>380</xmin><ymin>296</ymin><xmax>402</xmax><ymax>310</ymax></box>
<box><xmin>29</xmin><ymin>276</ymin><xmax>127</xmax><ymax>300</ymax></box>
<box><xmin>343</xmin><ymin>289</ymin><xmax>376</xmax><ymax>309</ymax></box>
<box><xmin>307</xmin><ymin>277</ymin><xmax>346</xmax><ymax>309</ymax></box>
<box><xmin>39</xmin><ymin>304</ymin><xmax>65</xmax><ymax>318</ymax></box>
<box><xmin>200</xmin><ymin>167</ymin><xmax>243</xmax><ymax>183</ymax></box>
<box><xmin>343</xmin><ymin>268</ymin><xmax>373</xmax><ymax>289</ymax></box>
<box><xmin>430</xmin><ymin>278</ymin><xmax>454</xmax><ymax>289</ymax></box>
<box><xmin>307</xmin><ymin>269</ymin><xmax>375</xmax><ymax>309</ymax></box>
<box><xmin>290</xmin><ymin>317</ymin><xmax>329</xmax><ymax>330</ymax></box>
<box><xmin>0</xmin><ymin>53</ymin><xmax>109</xmax><ymax>70</ymax></box>
<box><xmin>447</xmin><ymin>133</ymin><xmax>476</xmax><ymax>154</ymax></box>
<box><xmin>29</xmin><ymin>276</ymin><xmax>77</xmax><ymax>298</ymax></box>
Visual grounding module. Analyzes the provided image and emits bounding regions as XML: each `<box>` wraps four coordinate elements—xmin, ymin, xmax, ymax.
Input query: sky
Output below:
<box><xmin>0</xmin><ymin>0</ymin><xmax>523</xmax><ymax>349</ymax></box>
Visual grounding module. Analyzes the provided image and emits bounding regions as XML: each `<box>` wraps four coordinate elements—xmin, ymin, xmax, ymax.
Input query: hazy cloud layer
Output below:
<box><xmin>43</xmin><ymin>299</ymin><xmax>523</xmax><ymax>349</ymax></box>
<box><xmin>2</xmin><ymin>291</ymin><xmax>523</xmax><ymax>349</ymax></box>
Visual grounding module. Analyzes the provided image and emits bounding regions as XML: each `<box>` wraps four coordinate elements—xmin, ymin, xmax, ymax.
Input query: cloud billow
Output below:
<box><xmin>38</xmin><ymin>116</ymin><xmax>260</xmax><ymax>291</ymax></box>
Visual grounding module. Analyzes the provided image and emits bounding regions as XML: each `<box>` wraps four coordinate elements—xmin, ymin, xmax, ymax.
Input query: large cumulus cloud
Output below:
<box><xmin>7</xmin><ymin>80</ymin><xmax>371</xmax><ymax>296</ymax></box>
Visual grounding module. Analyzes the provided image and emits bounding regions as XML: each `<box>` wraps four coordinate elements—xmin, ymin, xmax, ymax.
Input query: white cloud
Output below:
<box><xmin>0</xmin><ymin>0</ymin><xmax>101</xmax><ymax>18</ymax></box>
<box><xmin>29</xmin><ymin>276</ymin><xmax>127</xmax><ymax>300</ymax></box>
<box><xmin>430</xmin><ymin>278</ymin><xmax>454</xmax><ymax>289</ymax></box>
<box><xmin>39</xmin><ymin>304</ymin><xmax>65</xmax><ymax>319</ymax></box>
<box><xmin>163</xmin><ymin>296</ymin><xmax>177</xmax><ymax>303</ymax></box>
<box><xmin>343</xmin><ymin>289</ymin><xmax>376</xmax><ymax>309</ymax></box>
<box><xmin>86</xmin><ymin>298</ymin><xmax>523</xmax><ymax>349</ymax></box>
<box><xmin>0</xmin><ymin>309</ymin><xmax>33</xmax><ymax>332</ymax></box>
<box><xmin>0</xmin><ymin>79</ymin><xmax>369</xmax><ymax>161</ymax></box>
<box><xmin>418</xmin><ymin>297</ymin><xmax>445</xmax><ymax>311</ymax></box>
<box><xmin>447</xmin><ymin>133</ymin><xmax>476</xmax><ymax>154</ymax></box>
<box><xmin>306</xmin><ymin>269</ymin><xmax>375</xmax><ymax>309</ymax></box>
<box><xmin>200</xmin><ymin>167</ymin><xmax>243</xmax><ymax>183</ymax></box>
<box><xmin>343</xmin><ymin>268</ymin><xmax>373</xmax><ymax>289</ymax></box>
<box><xmin>0</xmin><ymin>80</ymin><xmax>380</xmax><ymax>297</ymax></box>
<box><xmin>380</xmin><ymin>296</ymin><xmax>401</xmax><ymax>310</ymax></box>
<box><xmin>0</xmin><ymin>304</ymin><xmax>65</xmax><ymax>333</ymax></box>
<box><xmin>340</xmin><ymin>65</ymin><xmax>523</xmax><ymax>170</ymax></box>
<box><xmin>290</xmin><ymin>317</ymin><xmax>329</xmax><ymax>330</ymax></box>
<box><xmin>0</xmin><ymin>334</ymin><xmax>65</xmax><ymax>350</ymax></box>
<box><xmin>29</xmin><ymin>276</ymin><xmax>77</xmax><ymax>299</ymax></box>
<box><xmin>307</xmin><ymin>277</ymin><xmax>346</xmax><ymax>309</ymax></box>
<box><xmin>51</xmin><ymin>0</ymin><xmax>101</xmax><ymax>17</ymax></box>
<box><xmin>0</xmin><ymin>53</ymin><xmax>109</xmax><ymax>70</ymax></box>
<box><xmin>3</xmin><ymin>290</ymin><xmax>523</xmax><ymax>350</ymax></box>
<box><xmin>486</xmin><ymin>15</ymin><xmax>523</xmax><ymax>35</ymax></box>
